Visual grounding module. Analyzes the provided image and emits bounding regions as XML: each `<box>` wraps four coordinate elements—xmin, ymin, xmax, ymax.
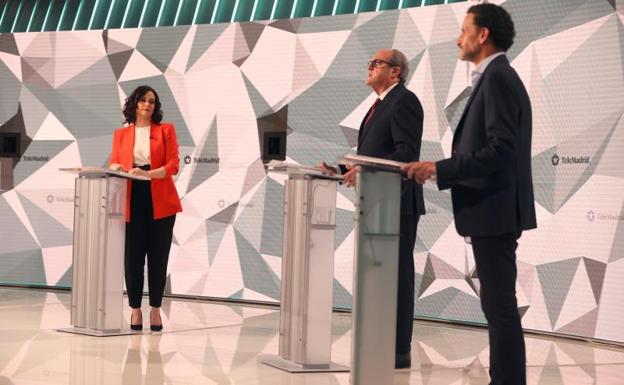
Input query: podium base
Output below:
<box><xmin>259</xmin><ymin>354</ymin><xmax>349</xmax><ymax>373</ymax></box>
<box><xmin>57</xmin><ymin>327</ymin><xmax>139</xmax><ymax>337</ymax></box>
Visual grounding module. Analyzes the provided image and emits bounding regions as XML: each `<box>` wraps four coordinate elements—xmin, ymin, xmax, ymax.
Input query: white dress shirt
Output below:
<box><xmin>133</xmin><ymin>125</ymin><xmax>151</xmax><ymax>166</ymax></box>
<box><xmin>471</xmin><ymin>52</ymin><xmax>506</xmax><ymax>87</ymax></box>
<box><xmin>378</xmin><ymin>81</ymin><xmax>399</xmax><ymax>100</ymax></box>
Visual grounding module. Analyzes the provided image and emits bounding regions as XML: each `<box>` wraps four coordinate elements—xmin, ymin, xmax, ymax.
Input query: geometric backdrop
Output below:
<box><xmin>1</xmin><ymin>0</ymin><xmax>623</xmax><ymax>344</ymax></box>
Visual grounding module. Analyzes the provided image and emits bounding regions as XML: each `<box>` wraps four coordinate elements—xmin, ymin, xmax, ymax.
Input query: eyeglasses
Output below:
<box><xmin>367</xmin><ymin>59</ymin><xmax>394</xmax><ymax>69</ymax></box>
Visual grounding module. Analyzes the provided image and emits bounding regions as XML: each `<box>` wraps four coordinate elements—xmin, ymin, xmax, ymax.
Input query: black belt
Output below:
<box><xmin>133</xmin><ymin>164</ymin><xmax>150</xmax><ymax>171</ymax></box>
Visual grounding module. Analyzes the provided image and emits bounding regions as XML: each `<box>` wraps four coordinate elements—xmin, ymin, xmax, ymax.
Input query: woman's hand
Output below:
<box><xmin>128</xmin><ymin>167</ymin><xmax>150</xmax><ymax>177</ymax></box>
<box><xmin>109</xmin><ymin>163</ymin><xmax>125</xmax><ymax>172</ymax></box>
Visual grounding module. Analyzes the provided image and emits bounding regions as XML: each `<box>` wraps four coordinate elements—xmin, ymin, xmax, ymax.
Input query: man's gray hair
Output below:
<box><xmin>389</xmin><ymin>49</ymin><xmax>409</xmax><ymax>83</ymax></box>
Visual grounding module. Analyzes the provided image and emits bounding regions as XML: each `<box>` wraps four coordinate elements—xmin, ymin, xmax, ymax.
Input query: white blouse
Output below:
<box><xmin>133</xmin><ymin>125</ymin><xmax>151</xmax><ymax>165</ymax></box>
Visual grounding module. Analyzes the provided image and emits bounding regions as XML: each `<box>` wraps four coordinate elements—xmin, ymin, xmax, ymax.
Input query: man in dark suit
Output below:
<box><xmin>402</xmin><ymin>4</ymin><xmax>536</xmax><ymax>385</ymax></box>
<box><xmin>328</xmin><ymin>48</ymin><xmax>425</xmax><ymax>369</ymax></box>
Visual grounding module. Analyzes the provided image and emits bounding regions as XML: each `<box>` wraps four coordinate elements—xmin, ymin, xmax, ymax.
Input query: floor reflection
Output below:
<box><xmin>0</xmin><ymin>287</ymin><xmax>623</xmax><ymax>385</ymax></box>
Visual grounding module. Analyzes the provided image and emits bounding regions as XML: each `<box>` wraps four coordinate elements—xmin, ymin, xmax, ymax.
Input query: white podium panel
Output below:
<box><xmin>351</xmin><ymin>167</ymin><xmax>402</xmax><ymax>385</ymax></box>
<box><xmin>58</xmin><ymin>168</ymin><xmax>147</xmax><ymax>336</ymax></box>
<box><xmin>261</xmin><ymin>163</ymin><xmax>347</xmax><ymax>372</ymax></box>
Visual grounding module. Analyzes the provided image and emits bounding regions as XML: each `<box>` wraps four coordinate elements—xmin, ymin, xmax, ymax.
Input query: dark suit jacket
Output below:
<box><xmin>357</xmin><ymin>83</ymin><xmax>425</xmax><ymax>216</ymax></box>
<box><xmin>436</xmin><ymin>55</ymin><xmax>537</xmax><ymax>236</ymax></box>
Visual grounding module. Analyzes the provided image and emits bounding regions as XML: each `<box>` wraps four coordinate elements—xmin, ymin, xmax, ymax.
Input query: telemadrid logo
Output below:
<box><xmin>587</xmin><ymin>210</ymin><xmax>595</xmax><ymax>222</ymax></box>
<box><xmin>184</xmin><ymin>155</ymin><xmax>191</xmax><ymax>164</ymax></box>
<box><xmin>46</xmin><ymin>194</ymin><xmax>54</xmax><ymax>203</ymax></box>
<box><xmin>551</xmin><ymin>154</ymin><xmax>560</xmax><ymax>166</ymax></box>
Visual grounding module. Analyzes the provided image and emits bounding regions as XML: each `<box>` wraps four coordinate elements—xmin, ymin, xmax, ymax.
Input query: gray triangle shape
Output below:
<box><xmin>76</xmin><ymin>135</ymin><xmax>115</xmax><ymax>169</ymax></box>
<box><xmin>536</xmin><ymin>257</ymin><xmax>581</xmax><ymax>328</ymax></box>
<box><xmin>332</xmin><ymin>278</ymin><xmax>353</xmax><ymax>309</ymax></box>
<box><xmin>234</xmin><ymin>229</ymin><xmax>280</xmax><ymax>300</ymax></box>
<box><xmin>444</xmin><ymin>87</ymin><xmax>472</xmax><ymax>134</ymax></box>
<box><xmin>136</xmin><ymin>26</ymin><xmax>191</xmax><ymax>73</ymax></box>
<box><xmin>608</xmin><ymin>203</ymin><xmax>624</xmax><ymax>263</ymax></box>
<box><xmin>233</xmin><ymin>178</ymin><xmax>266</xmax><ymax>250</ymax></box>
<box><xmin>107</xmin><ymin>49</ymin><xmax>134</xmax><ymax>80</ymax></box>
<box><xmin>242</xmin><ymin>73</ymin><xmax>273</xmax><ymax>118</ymax></box>
<box><xmin>187</xmin><ymin>117</ymin><xmax>219</xmax><ymax>193</ymax></box>
<box><xmin>206</xmin><ymin>220</ymin><xmax>228</xmax><ymax>265</ymax></box>
<box><xmin>335</xmin><ymin>208</ymin><xmax>354</xmax><ymax>249</ymax></box>
<box><xmin>0</xmin><ymin>60</ymin><xmax>21</xmax><ymax>125</ymax></box>
<box><xmin>16</xmin><ymin>192</ymin><xmax>72</xmax><ymax>248</ymax></box>
<box><xmin>268</xmin><ymin>19</ymin><xmax>300</xmax><ymax>33</ymax></box>
<box><xmin>504</xmin><ymin>0</ymin><xmax>613</xmax><ymax>61</ymax></box>
<box><xmin>0</xmin><ymin>34</ymin><xmax>19</xmax><ymax>55</ymax></box>
<box><xmin>430</xmin><ymin>253</ymin><xmax>463</xmax><ymax>279</ymax></box>
<box><xmin>238</xmin><ymin>22</ymin><xmax>266</xmax><ymax>53</ymax></box>
<box><xmin>554</xmin><ymin>110</ymin><xmax>623</xmax><ymax>211</ymax></box>
<box><xmin>296</xmin><ymin>12</ymin><xmax>357</xmax><ymax>33</ymax></box>
<box><xmin>56</xmin><ymin>266</ymin><xmax>72</xmax><ymax>287</ymax></box>
<box><xmin>555</xmin><ymin>307</ymin><xmax>598</xmax><ymax>338</ymax></box>
<box><xmin>532</xmin><ymin>146</ymin><xmax>558</xmax><ymax>214</ymax></box>
<box><xmin>415</xmin><ymin>287</ymin><xmax>470</xmax><ymax>322</ymax></box>
<box><xmin>240</xmin><ymin>159</ymin><xmax>266</xmax><ymax>198</ymax></box>
<box><xmin>189</xmin><ymin>273</ymin><xmax>209</xmax><ymax>294</ymax></box>
<box><xmin>186</xmin><ymin>23</ymin><xmax>229</xmax><ymax>72</ymax></box>
<box><xmin>339</xmin><ymin>125</ymin><xmax>359</xmax><ymax>148</ymax></box>
<box><xmin>439</xmin><ymin>288</ymin><xmax>486</xmax><ymax>324</ymax></box>
<box><xmin>229</xmin><ymin>288</ymin><xmax>244</xmax><ymax>300</ymax></box>
<box><xmin>581</xmin><ymin>257</ymin><xmax>607</xmax><ymax>303</ymax></box>
<box><xmin>0</xmin><ymin>249</ymin><xmax>45</xmax><ymax>285</ymax></box>
<box><xmin>259</xmin><ymin>178</ymin><xmax>284</xmax><ymax>257</ymax></box>
<box><xmin>13</xmin><ymin>140</ymin><xmax>72</xmax><ymax>186</ymax></box>
<box><xmin>353</xmin><ymin>11</ymin><xmax>398</xmax><ymax>55</ymax></box>
<box><xmin>418</xmin><ymin>253</ymin><xmax>435</xmax><ymax>297</ymax></box>
<box><xmin>208</xmin><ymin>203</ymin><xmax>239</xmax><ymax>225</ymax></box>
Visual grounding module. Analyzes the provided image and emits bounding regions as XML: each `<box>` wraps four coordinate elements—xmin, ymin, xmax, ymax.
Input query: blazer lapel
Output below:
<box><xmin>124</xmin><ymin>124</ymin><xmax>135</xmax><ymax>169</ymax></box>
<box><xmin>453</xmin><ymin>56</ymin><xmax>508</xmax><ymax>144</ymax></box>
<box><xmin>358</xmin><ymin>84</ymin><xmax>401</xmax><ymax>145</ymax></box>
<box><xmin>149</xmin><ymin>122</ymin><xmax>158</xmax><ymax>169</ymax></box>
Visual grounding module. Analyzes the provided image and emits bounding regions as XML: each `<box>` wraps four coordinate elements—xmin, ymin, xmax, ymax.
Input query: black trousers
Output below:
<box><xmin>471</xmin><ymin>233</ymin><xmax>526</xmax><ymax>385</ymax></box>
<box><xmin>125</xmin><ymin>179</ymin><xmax>176</xmax><ymax>308</ymax></box>
<box><xmin>396</xmin><ymin>214</ymin><xmax>419</xmax><ymax>354</ymax></box>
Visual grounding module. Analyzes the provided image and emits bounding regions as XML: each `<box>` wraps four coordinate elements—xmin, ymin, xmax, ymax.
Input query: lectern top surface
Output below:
<box><xmin>59</xmin><ymin>167</ymin><xmax>150</xmax><ymax>180</ymax></box>
<box><xmin>265</xmin><ymin>161</ymin><xmax>343</xmax><ymax>180</ymax></box>
<box><xmin>341</xmin><ymin>154</ymin><xmax>406</xmax><ymax>170</ymax></box>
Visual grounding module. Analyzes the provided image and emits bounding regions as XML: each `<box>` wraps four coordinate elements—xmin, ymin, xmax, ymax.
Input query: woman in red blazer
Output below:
<box><xmin>109</xmin><ymin>85</ymin><xmax>182</xmax><ymax>332</ymax></box>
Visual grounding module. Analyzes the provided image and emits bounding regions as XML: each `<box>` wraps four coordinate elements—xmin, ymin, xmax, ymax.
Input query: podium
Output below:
<box><xmin>58</xmin><ymin>167</ymin><xmax>148</xmax><ymax>336</ymax></box>
<box><xmin>260</xmin><ymin>162</ymin><xmax>348</xmax><ymax>372</ymax></box>
<box><xmin>345</xmin><ymin>155</ymin><xmax>404</xmax><ymax>385</ymax></box>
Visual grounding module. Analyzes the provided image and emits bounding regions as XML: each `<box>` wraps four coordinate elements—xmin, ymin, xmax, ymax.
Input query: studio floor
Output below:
<box><xmin>0</xmin><ymin>287</ymin><xmax>622</xmax><ymax>385</ymax></box>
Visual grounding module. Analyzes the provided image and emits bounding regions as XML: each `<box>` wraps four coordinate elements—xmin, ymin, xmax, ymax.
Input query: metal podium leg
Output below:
<box><xmin>261</xmin><ymin>176</ymin><xmax>347</xmax><ymax>372</ymax></box>
<box><xmin>351</xmin><ymin>168</ymin><xmax>402</xmax><ymax>385</ymax></box>
<box><xmin>59</xmin><ymin>175</ymin><xmax>132</xmax><ymax>337</ymax></box>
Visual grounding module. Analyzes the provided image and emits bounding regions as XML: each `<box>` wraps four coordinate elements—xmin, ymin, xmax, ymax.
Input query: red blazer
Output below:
<box><xmin>109</xmin><ymin>122</ymin><xmax>183</xmax><ymax>222</ymax></box>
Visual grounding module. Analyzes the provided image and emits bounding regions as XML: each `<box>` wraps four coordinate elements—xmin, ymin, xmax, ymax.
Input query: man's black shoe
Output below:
<box><xmin>395</xmin><ymin>352</ymin><xmax>411</xmax><ymax>369</ymax></box>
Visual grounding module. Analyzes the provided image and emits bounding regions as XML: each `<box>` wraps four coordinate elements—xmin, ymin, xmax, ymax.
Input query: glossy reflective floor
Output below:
<box><xmin>1</xmin><ymin>287</ymin><xmax>623</xmax><ymax>385</ymax></box>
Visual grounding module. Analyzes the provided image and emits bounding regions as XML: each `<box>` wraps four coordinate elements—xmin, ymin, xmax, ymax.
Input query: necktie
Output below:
<box><xmin>363</xmin><ymin>98</ymin><xmax>381</xmax><ymax>126</ymax></box>
<box><xmin>471</xmin><ymin>71</ymin><xmax>481</xmax><ymax>89</ymax></box>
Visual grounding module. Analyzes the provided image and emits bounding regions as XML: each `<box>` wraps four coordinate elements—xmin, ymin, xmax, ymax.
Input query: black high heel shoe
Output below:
<box><xmin>150</xmin><ymin>313</ymin><xmax>163</xmax><ymax>332</ymax></box>
<box><xmin>130</xmin><ymin>313</ymin><xmax>143</xmax><ymax>331</ymax></box>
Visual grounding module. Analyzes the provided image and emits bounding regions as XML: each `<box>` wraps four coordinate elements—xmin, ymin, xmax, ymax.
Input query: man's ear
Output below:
<box><xmin>392</xmin><ymin>66</ymin><xmax>401</xmax><ymax>81</ymax></box>
<box><xmin>479</xmin><ymin>27</ymin><xmax>490</xmax><ymax>45</ymax></box>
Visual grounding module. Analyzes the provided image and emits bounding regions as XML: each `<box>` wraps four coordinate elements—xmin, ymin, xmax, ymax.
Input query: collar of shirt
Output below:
<box><xmin>472</xmin><ymin>52</ymin><xmax>506</xmax><ymax>80</ymax></box>
<box><xmin>378</xmin><ymin>81</ymin><xmax>399</xmax><ymax>101</ymax></box>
